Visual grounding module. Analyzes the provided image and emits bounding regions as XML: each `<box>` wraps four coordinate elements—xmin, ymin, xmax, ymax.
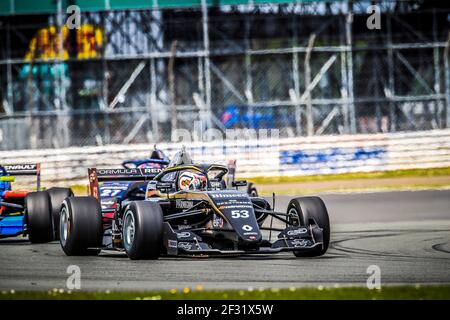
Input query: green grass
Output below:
<box><xmin>246</xmin><ymin>167</ymin><xmax>450</xmax><ymax>185</ymax></box>
<box><xmin>2</xmin><ymin>285</ymin><xmax>450</xmax><ymax>300</ymax></box>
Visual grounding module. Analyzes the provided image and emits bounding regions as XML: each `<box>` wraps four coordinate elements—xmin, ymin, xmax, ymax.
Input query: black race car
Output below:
<box><xmin>58</xmin><ymin>149</ymin><xmax>329</xmax><ymax>259</ymax></box>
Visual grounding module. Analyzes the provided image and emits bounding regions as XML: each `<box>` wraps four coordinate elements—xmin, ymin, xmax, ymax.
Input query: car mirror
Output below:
<box><xmin>232</xmin><ymin>180</ymin><xmax>247</xmax><ymax>187</ymax></box>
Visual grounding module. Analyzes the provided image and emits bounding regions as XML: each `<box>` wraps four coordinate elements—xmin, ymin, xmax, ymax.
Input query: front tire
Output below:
<box><xmin>26</xmin><ymin>191</ymin><xmax>53</xmax><ymax>243</ymax></box>
<box><xmin>47</xmin><ymin>187</ymin><xmax>73</xmax><ymax>240</ymax></box>
<box><xmin>122</xmin><ymin>201</ymin><xmax>164</xmax><ymax>260</ymax></box>
<box><xmin>287</xmin><ymin>196</ymin><xmax>330</xmax><ymax>257</ymax></box>
<box><xmin>59</xmin><ymin>196</ymin><xmax>103</xmax><ymax>256</ymax></box>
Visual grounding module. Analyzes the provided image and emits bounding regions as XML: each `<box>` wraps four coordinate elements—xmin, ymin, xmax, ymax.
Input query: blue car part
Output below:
<box><xmin>0</xmin><ymin>215</ymin><xmax>24</xmax><ymax>237</ymax></box>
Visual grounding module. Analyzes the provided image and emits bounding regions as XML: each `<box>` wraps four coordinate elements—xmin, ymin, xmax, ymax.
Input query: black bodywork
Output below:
<box><xmin>88</xmin><ymin>162</ymin><xmax>325</xmax><ymax>256</ymax></box>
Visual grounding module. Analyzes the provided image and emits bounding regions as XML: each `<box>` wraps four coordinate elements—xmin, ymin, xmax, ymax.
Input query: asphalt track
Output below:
<box><xmin>0</xmin><ymin>190</ymin><xmax>449</xmax><ymax>291</ymax></box>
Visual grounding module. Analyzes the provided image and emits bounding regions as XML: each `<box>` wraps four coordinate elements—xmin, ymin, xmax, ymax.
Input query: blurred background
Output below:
<box><xmin>0</xmin><ymin>0</ymin><xmax>449</xmax><ymax>150</ymax></box>
<box><xmin>2</xmin><ymin>1</ymin><xmax>450</xmax><ymax>296</ymax></box>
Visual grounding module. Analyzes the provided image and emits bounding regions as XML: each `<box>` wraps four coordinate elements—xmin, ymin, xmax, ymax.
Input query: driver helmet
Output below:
<box><xmin>178</xmin><ymin>171</ymin><xmax>207</xmax><ymax>191</ymax></box>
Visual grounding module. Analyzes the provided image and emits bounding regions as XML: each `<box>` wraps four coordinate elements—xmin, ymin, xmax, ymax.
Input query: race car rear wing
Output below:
<box><xmin>88</xmin><ymin>167</ymin><xmax>161</xmax><ymax>200</ymax></box>
<box><xmin>2</xmin><ymin>163</ymin><xmax>41</xmax><ymax>190</ymax></box>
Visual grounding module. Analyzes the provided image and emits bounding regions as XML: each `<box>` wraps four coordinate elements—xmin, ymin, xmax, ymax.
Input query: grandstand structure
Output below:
<box><xmin>0</xmin><ymin>0</ymin><xmax>449</xmax><ymax>150</ymax></box>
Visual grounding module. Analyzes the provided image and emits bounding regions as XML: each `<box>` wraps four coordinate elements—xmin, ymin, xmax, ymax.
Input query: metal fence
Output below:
<box><xmin>1</xmin><ymin>1</ymin><xmax>449</xmax><ymax>150</ymax></box>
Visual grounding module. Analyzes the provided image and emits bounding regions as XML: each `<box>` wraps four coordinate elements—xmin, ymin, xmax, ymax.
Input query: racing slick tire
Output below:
<box><xmin>252</xmin><ymin>197</ymin><xmax>271</xmax><ymax>226</ymax></box>
<box><xmin>122</xmin><ymin>201</ymin><xmax>164</xmax><ymax>260</ymax></box>
<box><xmin>47</xmin><ymin>187</ymin><xmax>73</xmax><ymax>240</ymax></box>
<box><xmin>287</xmin><ymin>197</ymin><xmax>330</xmax><ymax>257</ymax></box>
<box><xmin>247</xmin><ymin>182</ymin><xmax>258</xmax><ymax>197</ymax></box>
<box><xmin>59</xmin><ymin>196</ymin><xmax>103</xmax><ymax>256</ymax></box>
<box><xmin>26</xmin><ymin>191</ymin><xmax>53</xmax><ymax>243</ymax></box>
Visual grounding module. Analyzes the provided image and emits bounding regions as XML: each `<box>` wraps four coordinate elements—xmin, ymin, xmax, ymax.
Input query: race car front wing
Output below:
<box><xmin>162</xmin><ymin>222</ymin><xmax>325</xmax><ymax>256</ymax></box>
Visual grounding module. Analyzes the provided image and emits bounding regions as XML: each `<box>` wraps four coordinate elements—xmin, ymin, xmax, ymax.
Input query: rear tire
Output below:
<box><xmin>59</xmin><ymin>197</ymin><xmax>103</xmax><ymax>256</ymax></box>
<box><xmin>47</xmin><ymin>187</ymin><xmax>73</xmax><ymax>240</ymax></box>
<box><xmin>122</xmin><ymin>201</ymin><xmax>164</xmax><ymax>260</ymax></box>
<box><xmin>26</xmin><ymin>191</ymin><xmax>53</xmax><ymax>243</ymax></box>
<box><xmin>287</xmin><ymin>196</ymin><xmax>330</xmax><ymax>257</ymax></box>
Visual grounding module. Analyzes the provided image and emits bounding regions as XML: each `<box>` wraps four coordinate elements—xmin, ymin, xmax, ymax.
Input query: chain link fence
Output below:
<box><xmin>0</xmin><ymin>1</ymin><xmax>449</xmax><ymax>150</ymax></box>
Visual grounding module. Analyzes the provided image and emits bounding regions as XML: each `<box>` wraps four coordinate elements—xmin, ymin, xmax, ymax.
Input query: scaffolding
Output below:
<box><xmin>0</xmin><ymin>0</ymin><xmax>449</xmax><ymax>150</ymax></box>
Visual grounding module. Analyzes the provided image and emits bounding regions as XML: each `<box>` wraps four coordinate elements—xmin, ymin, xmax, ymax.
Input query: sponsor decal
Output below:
<box><xmin>178</xmin><ymin>242</ymin><xmax>192</xmax><ymax>250</ymax></box>
<box><xmin>209</xmin><ymin>193</ymin><xmax>248</xmax><ymax>199</ymax></box>
<box><xmin>168</xmin><ymin>240</ymin><xmax>178</xmax><ymax>248</ymax></box>
<box><xmin>176</xmin><ymin>231</ymin><xmax>192</xmax><ymax>239</ymax></box>
<box><xmin>141</xmin><ymin>168</ymin><xmax>162</xmax><ymax>174</ymax></box>
<box><xmin>215</xmin><ymin>201</ymin><xmax>253</xmax><ymax>207</ymax></box>
<box><xmin>287</xmin><ymin>228</ymin><xmax>308</xmax><ymax>236</ymax></box>
<box><xmin>223</xmin><ymin>204</ymin><xmax>253</xmax><ymax>209</ymax></box>
<box><xmin>97</xmin><ymin>168</ymin><xmax>160</xmax><ymax>176</ymax></box>
<box><xmin>100</xmin><ymin>189</ymin><xmax>124</xmax><ymax>198</ymax></box>
<box><xmin>291</xmin><ymin>239</ymin><xmax>309</xmax><ymax>247</ymax></box>
<box><xmin>280</xmin><ymin>147</ymin><xmax>386</xmax><ymax>174</ymax></box>
<box><xmin>101</xmin><ymin>200</ymin><xmax>115</xmax><ymax>210</ymax></box>
<box><xmin>98</xmin><ymin>168</ymin><xmax>138</xmax><ymax>175</ymax></box>
<box><xmin>175</xmin><ymin>199</ymin><xmax>194</xmax><ymax>209</ymax></box>
<box><xmin>242</xmin><ymin>225</ymin><xmax>253</xmax><ymax>232</ymax></box>
<box><xmin>243</xmin><ymin>232</ymin><xmax>258</xmax><ymax>236</ymax></box>
<box><xmin>4</xmin><ymin>164</ymin><xmax>37</xmax><ymax>171</ymax></box>
<box><xmin>178</xmin><ymin>224</ymin><xmax>192</xmax><ymax>230</ymax></box>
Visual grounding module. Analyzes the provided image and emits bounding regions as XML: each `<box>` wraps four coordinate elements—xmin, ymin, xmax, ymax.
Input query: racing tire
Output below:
<box><xmin>287</xmin><ymin>197</ymin><xmax>330</xmax><ymax>257</ymax></box>
<box><xmin>47</xmin><ymin>187</ymin><xmax>73</xmax><ymax>240</ymax></box>
<box><xmin>252</xmin><ymin>198</ymin><xmax>271</xmax><ymax>226</ymax></box>
<box><xmin>122</xmin><ymin>201</ymin><xmax>164</xmax><ymax>260</ymax></box>
<box><xmin>247</xmin><ymin>182</ymin><xmax>258</xmax><ymax>197</ymax></box>
<box><xmin>59</xmin><ymin>196</ymin><xmax>103</xmax><ymax>256</ymax></box>
<box><xmin>26</xmin><ymin>191</ymin><xmax>53</xmax><ymax>243</ymax></box>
